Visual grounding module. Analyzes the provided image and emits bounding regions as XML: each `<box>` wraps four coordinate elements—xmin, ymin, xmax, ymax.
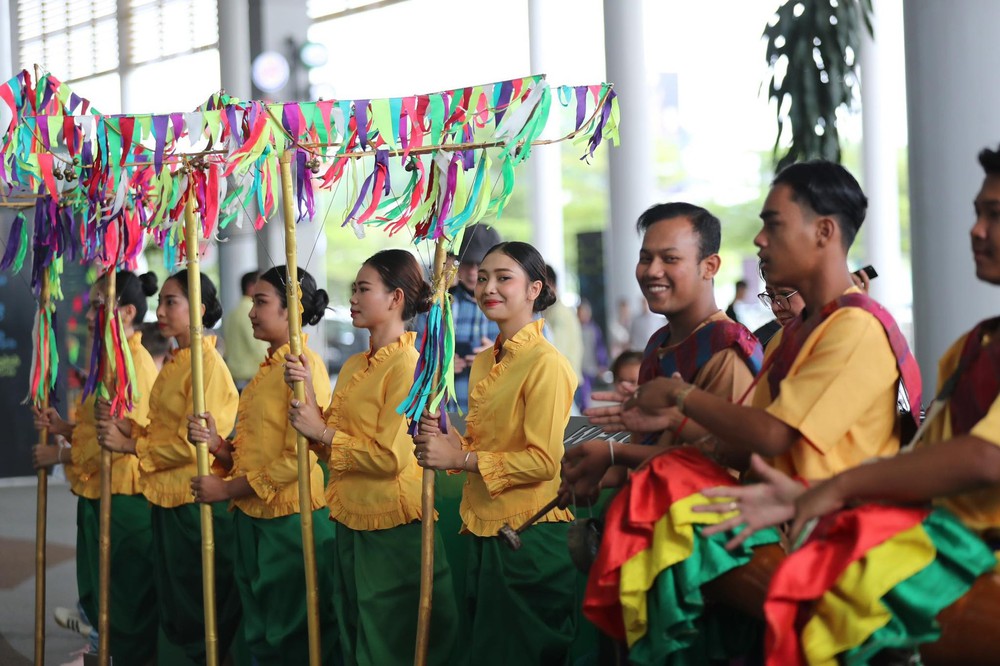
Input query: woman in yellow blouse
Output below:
<box><xmin>97</xmin><ymin>270</ymin><xmax>241</xmax><ymax>664</ymax></box>
<box><xmin>414</xmin><ymin>241</ymin><xmax>578</xmax><ymax>665</ymax></box>
<box><xmin>286</xmin><ymin>249</ymin><xmax>458</xmax><ymax>665</ymax></box>
<box><xmin>32</xmin><ymin>270</ymin><xmax>160</xmax><ymax>665</ymax></box>
<box><xmin>186</xmin><ymin>265</ymin><xmax>339</xmax><ymax>665</ymax></box>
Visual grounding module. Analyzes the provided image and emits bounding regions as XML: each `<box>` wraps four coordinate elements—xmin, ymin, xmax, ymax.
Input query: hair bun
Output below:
<box><xmin>139</xmin><ymin>272</ymin><xmax>159</xmax><ymax>297</ymax></box>
<box><xmin>415</xmin><ymin>281</ymin><xmax>433</xmax><ymax>315</ymax></box>
<box><xmin>305</xmin><ymin>288</ymin><xmax>330</xmax><ymax>326</ymax></box>
<box><xmin>535</xmin><ymin>283</ymin><xmax>557</xmax><ymax>312</ymax></box>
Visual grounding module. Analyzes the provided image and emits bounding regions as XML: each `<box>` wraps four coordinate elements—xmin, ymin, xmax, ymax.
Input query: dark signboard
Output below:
<box><xmin>0</xmin><ymin>212</ymin><xmax>74</xmax><ymax>479</ymax></box>
<box><xmin>576</xmin><ymin>230</ymin><xmax>608</xmax><ymax>338</ymax></box>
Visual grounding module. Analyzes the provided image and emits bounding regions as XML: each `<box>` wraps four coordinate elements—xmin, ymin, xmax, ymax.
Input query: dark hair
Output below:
<box><xmin>735</xmin><ymin>280</ymin><xmax>748</xmax><ymax>290</ymax></box>
<box><xmin>240</xmin><ymin>270</ymin><xmax>260</xmax><ymax>294</ymax></box>
<box><xmin>610</xmin><ymin>350</ymin><xmax>643</xmax><ymax>381</ymax></box>
<box><xmin>99</xmin><ymin>270</ymin><xmax>158</xmax><ymax>322</ymax></box>
<box><xmin>455</xmin><ymin>223</ymin><xmax>503</xmax><ymax>265</ymax></box>
<box><xmin>256</xmin><ymin>266</ymin><xmax>329</xmax><ymax>326</ymax></box>
<box><xmin>363</xmin><ymin>249</ymin><xmax>432</xmax><ymax>321</ymax></box>
<box><xmin>771</xmin><ymin>160</ymin><xmax>868</xmax><ymax>250</ymax></box>
<box><xmin>545</xmin><ymin>263</ymin><xmax>558</xmax><ymax>286</ymax></box>
<box><xmin>167</xmin><ymin>270</ymin><xmax>223</xmax><ymax>328</ymax></box>
<box><xmin>978</xmin><ymin>146</ymin><xmax>1000</xmax><ymax>175</ymax></box>
<box><xmin>636</xmin><ymin>202</ymin><xmax>721</xmax><ymax>260</ymax></box>
<box><xmin>139</xmin><ymin>321</ymin><xmax>170</xmax><ymax>358</ymax></box>
<box><xmin>483</xmin><ymin>241</ymin><xmax>556</xmax><ymax>312</ymax></box>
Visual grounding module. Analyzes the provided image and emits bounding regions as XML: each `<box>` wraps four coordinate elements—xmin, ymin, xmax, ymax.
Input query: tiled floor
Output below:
<box><xmin>0</xmin><ymin>476</ymin><xmax>87</xmax><ymax>666</ymax></box>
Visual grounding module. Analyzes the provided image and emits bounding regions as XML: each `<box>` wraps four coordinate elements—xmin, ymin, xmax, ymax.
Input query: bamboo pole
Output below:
<box><xmin>33</xmin><ymin>278</ymin><xmax>50</xmax><ymax>666</ymax></box>
<box><xmin>183</xmin><ymin>192</ymin><xmax>220</xmax><ymax>666</ymax></box>
<box><xmin>414</xmin><ymin>237</ymin><xmax>448</xmax><ymax>666</ymax></box>
<box><xmin>96</xmin><ymin>270</ymin><xmax>115</xmax><ymax>666</ymax></box>
<box><xmin>278</xmin><ymin>149</ymin><xmax>323</xmax><ymax>666</ymax></box>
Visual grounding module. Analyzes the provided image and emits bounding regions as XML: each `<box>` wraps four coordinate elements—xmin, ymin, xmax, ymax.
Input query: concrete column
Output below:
<box><xmin>859</xmin><ymin>0</ymin><xmax>906</xmax><ymax>322</ymax></box>
<box><xmin>248</xmin><ymin>0</ymin><xmax>326</xmax><ymax>358</ymax></box>
<box><xmin>527</xmin><ymin>0</ymin><xmax>566</xmax><ymax>288</ymax></box>
<box><xmin>904</xmin><ymin>0</ymin><xmax>1000</xmax><ymax>392</ymax></box>
<box><xmin>602</xmin><ymin>0</ymin><xmax>651</xmax><ymax>329</ymax></box>
<box><xmin>217</xmin><ymin>0</ymin><xmax>259</xmax><ymax>313</ymax></box>
<box><xmin>1</xmin><ymin>0</ymin><xmax>13</xmax><ymax>77</ymax></box>
<box><xmin>219</xmin><ymin>0</ymin><xmax>253</xmax><ymax>100</ymax></box>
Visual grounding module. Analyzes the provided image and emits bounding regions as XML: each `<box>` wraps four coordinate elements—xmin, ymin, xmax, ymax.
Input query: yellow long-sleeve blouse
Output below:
<box><xmin>323</xmin><ymin>331</ymin><xmax>425</xmax><ymax>531</ymax></box>
<box><xmin>460</xmin><ymin>319</ymin><xmax>576</xmax><ymax>537</ymax></box>
<box><xmin>219</xmin><ymin>341</ymin><xmax>332</xmax><ymax>519</ymax></box>
<box><xmin>66</xmin><ymin>333</ymin><xmax>159</xmax><ymax>499</ymax></box>
<box><xmin>134</xmin><ymin>336</ymin><xmax>238</xmax><ymax>508</ymax></box>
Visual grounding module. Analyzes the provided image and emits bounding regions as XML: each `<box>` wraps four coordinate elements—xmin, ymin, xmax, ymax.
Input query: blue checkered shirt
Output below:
<box><xmin>450</xmin><ymin>285</ymin><xmax>499</xmax><ymax>411</ymax></box>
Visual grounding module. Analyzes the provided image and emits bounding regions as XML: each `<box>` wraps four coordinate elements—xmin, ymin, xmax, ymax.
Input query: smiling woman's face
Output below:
<box><xmin>475</xmin><ymin>250</ymin><xmax>540</xmax><ymax>325</ymax></box>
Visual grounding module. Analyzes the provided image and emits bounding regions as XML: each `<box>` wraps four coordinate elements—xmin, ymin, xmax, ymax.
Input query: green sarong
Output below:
<box><xmin>232</xmin><ymin>508</ymin><xmax>338</xmax><ymax>666</ymax></box>
<box><xmin>464</xmin><ymin>522</ymin><xmax>577</xmax><ymax>666</ymax></box>
<box><xmin>76</xmin><ymin>494</ymin><xmax>158</xmax><ymax>666</ymax></box>
<box><xmin>334</xmin><ymin>521</ymin><xmax>458</xmax><ymax>666</ymax></box>
<box><xmin>150</xmin><ymin>502</ymin><xmax>242</xmax><ymax>664</ymax></box>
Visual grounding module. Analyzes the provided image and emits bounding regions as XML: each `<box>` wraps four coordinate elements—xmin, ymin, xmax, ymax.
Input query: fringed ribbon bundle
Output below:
<box><xmin>398</xmin><ymin>277</ymin><xmax>458</xmax><ymax>430</ymax></box>
<box><xmin>0</xmin><ymin>211</ymin><xmax>29</xmax><ymax>272</ymax></box>
<box><xmin>25</xmin><ymin>259</ymin><xmax>62</xmax><ymax>408</ymax></box>
<box><xmin>81</xmin><ymin>284</ymin><xmax>138</xmax><ymax>419</ymax></box>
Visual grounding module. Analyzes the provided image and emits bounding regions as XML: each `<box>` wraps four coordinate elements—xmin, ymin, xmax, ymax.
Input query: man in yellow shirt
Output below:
<box><xmin>632</xmin><ymin>160</ymin><xmax>919</xmax><ymax>483</ymax></box>
<box><xmin>686</xmin><ymin>145</ymin><xmax>1000</xmax><ymax>666</ymax></box>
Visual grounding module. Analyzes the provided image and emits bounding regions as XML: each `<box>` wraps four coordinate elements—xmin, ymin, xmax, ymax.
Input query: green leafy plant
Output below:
<box><xmin>763</xmin><ymin>0</ymin><xmax>873</xmax><ymax>169</ymax></box>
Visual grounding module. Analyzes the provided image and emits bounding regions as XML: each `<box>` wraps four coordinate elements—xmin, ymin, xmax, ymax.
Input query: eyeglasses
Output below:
<box><xmin>758</xmin><ymin>290</ymin><xmax>799</xmax><ymax>310</ymax></box>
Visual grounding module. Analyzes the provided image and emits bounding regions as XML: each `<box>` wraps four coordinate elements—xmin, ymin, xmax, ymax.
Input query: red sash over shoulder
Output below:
<box><xmin>950</xmin><ymin>317</ymin><xmax>1000</xmax><ymax>436</ymax></box>
<box><xmin>638</xmin><ymin>318</ymin><xmax>764</xmax><ymax>385</ymax></box>
<box><xmin>765</xmin><ymin>292</ymin><xmax>922</xmax><ymax>429</ymax></box>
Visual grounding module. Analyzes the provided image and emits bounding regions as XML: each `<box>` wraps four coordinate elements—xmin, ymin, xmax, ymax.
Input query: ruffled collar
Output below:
<box><xmin>260</xmin><ymin>334</ymin><xmax>309</xmax><ymax>369</ymax></box>
<box><xmin>166</xmin><ymin>335</ymin><xmax>217</xmax><ymax>364</ymax></box>
<box><xmin>325</xmin><ymin>331</ymin><xmax>415</xmax><ymax>426</ymax></box>
<box><xmin>366</xmin><ymin>331</ymin><xmax>416</xmax><ymax>367</ymax></box>
<box><xmin>127</xmin><ymin>331</ymin><xmax>144</xmax><ymax>354</ymax></box>
<box><xmin>492</xmin><ymin>319</ymin><xmax>545</xmax><ymax>362</ymax></box>
<box><xmin>467</xmin><ymin>320</ymin><xmax>546</xmax><ymax>442</ymax></box>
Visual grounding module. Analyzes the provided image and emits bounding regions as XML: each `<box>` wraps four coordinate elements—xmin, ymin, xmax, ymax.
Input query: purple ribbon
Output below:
<box><xmin>152</xmin><ymin>115</ymin><xmax>169</xmax><ymax>174</ymax></box>
<box><xmin>436</xmin><ymin>154</ymin><xmax>461</xmax><ymax>231</ymax></box>
<box><xmin>585</xmin><ymin>89</ymin><xmax>615</xmax><ymax>159</ymax></box>
<box><xmin>227</xmin><ymin>105</ymin><xmax>241</xmax><ymax>141</ymax></box>
<box><xmin>461</xmin><ymin>125</ymin><xmax>475</xmax><ymax>167</ymax></box>
<box><xmin>282</xmin><ymin>103</ymin><xmax>301</xmax><ymax>140</ymax></box>
<box><xmin>494</xmin><ymin>80</ymin><xmax>514</xmax><ymax>126</ymax></box>
<box><xmin>171</xmin><ymin>113</ymin><xmax>185</xmax><ymax>142</ymax></box>
<box><xmin>575</xmin><ymin>86</ymin><xmax>588</xmax><ymax>131</ymax></box>
<box><xmin>295</xmin><ymin>149</ymin><xmax>316</xmax><ymax>221</ymax></box>
<box><xmin>39</xmin><ymin>83</ymin><xmax>54</xmax><ymax>112</ymax></box>
<box><xmin>355</xmin><ymin>100</ymin><xmax>370</xmax><ymax>150</ymax></box>
<box><xmin>81</xmin><ymin>136</ymin><xmax>93</xmax><ymax>167</ymax></box>
<box><xmin>0</xmin><ymin>213</ymin><xmax>24</xmax><ymax>271</ymax></box>
<box><xmin>37</xmin><ymin>118</ymin><xmax>51</xmax><ymax>150</ymax></box>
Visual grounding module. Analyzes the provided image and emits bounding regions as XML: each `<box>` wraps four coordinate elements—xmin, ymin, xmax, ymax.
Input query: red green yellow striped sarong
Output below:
<box><xmin>583</xmin><ymin>446</ymin><xmax>781</xmax><ymax>664</ymax></box>
<box><xmin>765</xmin><ymin>505</ymin><xmax>997</xmax><ymax>665</ymax></box>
